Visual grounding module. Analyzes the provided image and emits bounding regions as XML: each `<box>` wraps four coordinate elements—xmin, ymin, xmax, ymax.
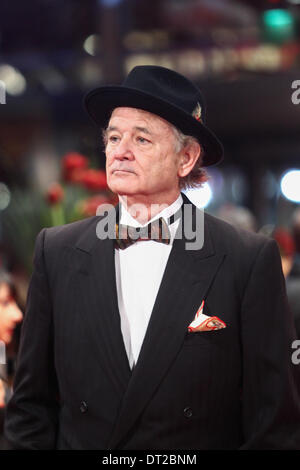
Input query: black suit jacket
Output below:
<box><xmin>4</xmin><ymin>193</ymin><xmax>300</xmax><ymax>449</ymax></box>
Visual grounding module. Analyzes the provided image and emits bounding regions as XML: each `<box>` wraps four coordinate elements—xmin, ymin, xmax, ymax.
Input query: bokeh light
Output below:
<box><xmin>280</xmin><ymin>169</ymin><xmax>300</xmax><ymax>203</ymax></box>
<box><xmin>0</xmin><ymin>183</ymin><xmax>11</xmax><ymax>210</ymax></box>
<box><xmin>184</xmin><ymin>183</ymin><xmax>213</xmax><ymax>209</ymax></box>
<box><xmin>0</xmin><ymin>65</ymin><xmax>26</xmax><ymax>95</ymax></box>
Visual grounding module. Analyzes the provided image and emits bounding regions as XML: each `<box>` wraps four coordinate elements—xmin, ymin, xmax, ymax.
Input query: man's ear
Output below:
<box><xmin>177</xmin><ymin>141</ymin><xmax>201</xmax><ymax>178</ymax></box>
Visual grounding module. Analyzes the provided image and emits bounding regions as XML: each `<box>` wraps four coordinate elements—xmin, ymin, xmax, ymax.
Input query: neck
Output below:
<box><xmin>118</xmin><ymin>191</ymin><xmax>181</xmax><ymax>224</ymax></box>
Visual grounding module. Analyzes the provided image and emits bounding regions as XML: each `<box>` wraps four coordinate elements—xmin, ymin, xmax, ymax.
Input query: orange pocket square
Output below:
<box><xmin>188</xmin><ymin>301</ymin><xmax>226</xmax><ymax>332</ymax></box>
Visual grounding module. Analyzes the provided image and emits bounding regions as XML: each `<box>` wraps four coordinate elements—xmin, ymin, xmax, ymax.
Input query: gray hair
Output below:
<box><xmin>171</xmin><ymin>125</ymin><xmax>208</xmax><ymax>190</ymax></box>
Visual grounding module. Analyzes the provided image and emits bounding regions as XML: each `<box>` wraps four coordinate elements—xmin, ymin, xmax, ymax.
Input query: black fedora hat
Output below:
<box><xmin>84</xmin><ymin>65</ymin><xmax>223</xmax><ymax>167</ymax></box>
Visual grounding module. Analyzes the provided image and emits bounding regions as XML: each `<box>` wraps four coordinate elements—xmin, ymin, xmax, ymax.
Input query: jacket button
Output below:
<box><xmin>80</xmin><ymin>401</ymin><xmax>88</xmax><ymax>413</ymax></box>
<box><xmin>183</xmin><ymin>407</ymin><xmax>193</xmax><ymax>418</ymax></box>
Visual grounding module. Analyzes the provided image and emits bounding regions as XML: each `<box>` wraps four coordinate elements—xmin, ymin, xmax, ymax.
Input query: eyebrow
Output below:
<box><xmin>106</xmin><ymin>125</ymin><xmax>152</xmax><ymax>135</ymax></box>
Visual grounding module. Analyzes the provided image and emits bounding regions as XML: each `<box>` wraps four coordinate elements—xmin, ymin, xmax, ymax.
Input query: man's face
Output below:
<box><xmin>105</xmin><ymin>107</ymin><xmax>183</xmax><ymax>204</ymax></box>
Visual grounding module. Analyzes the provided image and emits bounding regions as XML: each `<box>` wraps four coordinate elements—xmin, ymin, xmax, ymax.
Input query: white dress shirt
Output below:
<box><xmin>114</xmin><ymin>194</ymin><xmax>183</xmax><ymax>369</ymax></box>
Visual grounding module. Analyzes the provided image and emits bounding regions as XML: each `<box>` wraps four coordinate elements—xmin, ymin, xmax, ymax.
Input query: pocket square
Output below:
<box><xmin>188</xmin><ymin>300</ymin><xmax>226</xmax><ymax>332</ymax></box>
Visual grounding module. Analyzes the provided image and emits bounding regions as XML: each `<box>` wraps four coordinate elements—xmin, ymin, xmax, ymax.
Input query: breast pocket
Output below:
<box><xmin>182</xmin><ymin>329</ymin><xmax>225</xmax><ymax>347</ymax></box>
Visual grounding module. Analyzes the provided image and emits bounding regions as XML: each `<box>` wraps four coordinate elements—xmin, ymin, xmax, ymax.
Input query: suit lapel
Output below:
<box><xmin>74</xmin><ymin>211</ymin><xmax>132</xmax><ymax>397</ymax></box>
<box><xmin>108</xmin><ymin>194</ymin><xmax>226</xmax><ymax>449</ymax></box>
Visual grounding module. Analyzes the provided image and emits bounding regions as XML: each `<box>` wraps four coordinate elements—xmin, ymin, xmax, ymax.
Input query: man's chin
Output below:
<box><xmin>108</xmin><ymin>184</ymin><xmax>137</xmax><ymax>197</ymax></box>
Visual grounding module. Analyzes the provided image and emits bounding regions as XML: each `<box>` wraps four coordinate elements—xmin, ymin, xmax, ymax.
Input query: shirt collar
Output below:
<box><xmin>119</xmin><ymin>193</ymin><xmax>183</xmax><ymax>228</ymax></box>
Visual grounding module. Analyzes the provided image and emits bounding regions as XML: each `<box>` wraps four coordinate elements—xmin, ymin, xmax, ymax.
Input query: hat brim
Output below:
<box><xmin>84</xmin><ymin>86</ymin><xmax>224</xmax><ymax>167</ymax></box>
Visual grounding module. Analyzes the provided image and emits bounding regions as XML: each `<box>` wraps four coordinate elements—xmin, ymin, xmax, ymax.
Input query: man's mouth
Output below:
<box><xmin>112</xmin><ymin>169</ymin><xmax>135</xmax><ymax>174</ymax></box>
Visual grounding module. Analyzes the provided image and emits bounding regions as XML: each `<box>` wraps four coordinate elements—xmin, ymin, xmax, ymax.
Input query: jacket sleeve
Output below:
<box><xmin>4</xmin><ymin>228</ymin><xmax>59</xmax><ymax>449</ymax></box>
<box><xmin>240</xmin><ymin>238</ymin><xmax>300</xmax><ymax>449</ymax></box>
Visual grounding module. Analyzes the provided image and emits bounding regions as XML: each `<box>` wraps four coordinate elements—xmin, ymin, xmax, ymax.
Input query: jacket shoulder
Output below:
<box><xmin>203</xmin><ymin>212</ymin><xmax>282</xmax><ymax>303</ymax></box>
<box><xmin>42</xmin><ymin>216</ymin><xmax>99</xmax><ymax>247</ymax></box>
<box><xmin>204</xmin><ymin>211</ymin><xmax>273</xmax><ymax>255</ymax></box>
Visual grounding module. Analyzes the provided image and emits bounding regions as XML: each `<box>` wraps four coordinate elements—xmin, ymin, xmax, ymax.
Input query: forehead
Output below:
<box><xmin>109</xmin><ymin>107</ymin><xmax>174</xmax><ymax>135</ymax></box>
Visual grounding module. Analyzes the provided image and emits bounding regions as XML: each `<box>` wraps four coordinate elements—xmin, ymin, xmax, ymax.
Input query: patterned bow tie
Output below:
<box><xmin>115</xmin><ymin>217</ymin><xmax>171</xmax><ymax>250</ymax></box>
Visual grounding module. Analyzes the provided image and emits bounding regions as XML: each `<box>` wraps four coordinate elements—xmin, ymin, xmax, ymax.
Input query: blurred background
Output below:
<box><xmin>0</xmin><ymin>0</ymin><xmax>300</xmax><ymax>337</ymax></box>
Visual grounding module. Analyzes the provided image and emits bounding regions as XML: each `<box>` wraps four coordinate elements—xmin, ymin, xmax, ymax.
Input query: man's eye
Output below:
<box><xmin>137</xmin><ymin>136</ymin><xmax>150</xmax><ymax>144</ymax></box>
<box><xmin>108</xmin><ymin>135</ymin><xmax>120</xmax><ymax>143</ymax></box>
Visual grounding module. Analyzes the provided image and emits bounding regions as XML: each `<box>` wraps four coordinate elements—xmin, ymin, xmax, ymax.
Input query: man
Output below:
<box><xmin>4</xmin><ymin>66</ymin><xmax>300</xmax><ymax>449</ymax></box>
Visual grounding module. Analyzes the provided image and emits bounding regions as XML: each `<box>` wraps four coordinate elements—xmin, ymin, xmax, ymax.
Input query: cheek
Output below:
<box><xmin>105</xmin><ymin>151</ymin><xmax>113</xmax><ymax>166</ymax></box>
<box><xmin>105</xmin><ymin>159</ymin><xmax>110</xmax><ymax>175</ymax></box>
<box><xmin>105</xmin><ymin>144</ymin><xmax>118</xmax><ymax>161</ymax></box>
<box><xmin>158</xmin><ymin>156</ymin><xmax>178</xmax><ymax>178</ymax></box>
<box><xmin>145</xmin><ymin>156</ymin><xmax>175</xmax><ymax>182</ymax></box>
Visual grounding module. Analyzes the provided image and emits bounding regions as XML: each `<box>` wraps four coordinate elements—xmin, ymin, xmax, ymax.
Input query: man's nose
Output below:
<box><xmin>113</xmin><ymin>136</ymin><xmax>134</xmax><ymax>160</ymax></box>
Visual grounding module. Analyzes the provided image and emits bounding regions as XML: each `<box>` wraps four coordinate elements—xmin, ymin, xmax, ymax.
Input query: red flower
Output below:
<box><xmin>62</xmin><ymin>152</ymin><xmax>89</xmax><ymax>182</ymax></box>
<box><xmin>46</xmin><ymin>183</ymin><xmax>64</xmax><ymax>205</ymax></box>
<box><xmin>79</xmin><ymin>169</ymin><xmax>108</xmax><ymax>191</ymax></box>
<box><xmin>79</xmin><ymin>195</ymin><xmax>112</xmax><ymax>217</ymax></box>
